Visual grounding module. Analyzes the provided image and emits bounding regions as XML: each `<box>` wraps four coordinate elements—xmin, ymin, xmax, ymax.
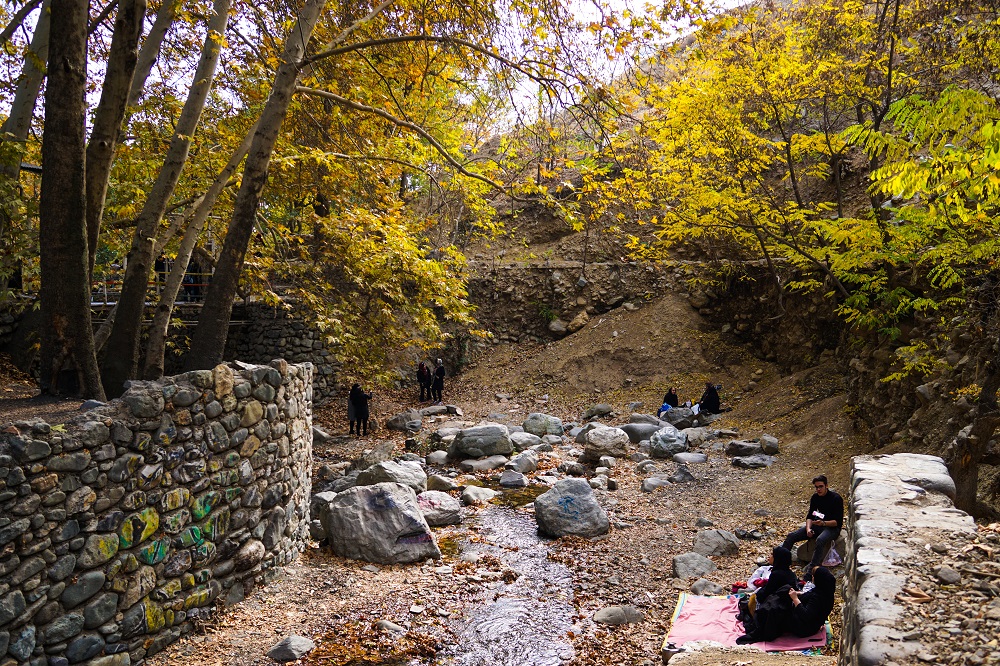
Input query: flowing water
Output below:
<box><xmin>437</xmin><ymin>505</ymin><xmax>576</xmax><ymax>665</ymax></box>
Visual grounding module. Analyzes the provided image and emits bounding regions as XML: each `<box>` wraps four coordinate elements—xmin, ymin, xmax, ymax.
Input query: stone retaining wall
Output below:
<box><xmin>0</xmin><ymin>360</ymin><xmax>313</xmax><ymax>666</ymax></box>
<box><xmin>225</xmin><ymin>304</ymin><xmax>340</xmax><ymax>403</ymax></box>
<box><xmin>840</xmin><ymin>453</ymin><xmax>976</xmax><ymax>666</ymax></box>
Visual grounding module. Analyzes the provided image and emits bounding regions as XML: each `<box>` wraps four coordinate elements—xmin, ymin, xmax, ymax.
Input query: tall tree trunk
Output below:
<box><xmin>142</xmin><ymin>123</ymin><xmax>256</xmax><ymax>379</ymax></box>
<box><xmin>127</xmin><ymin>0</ymin><xmax>178</xmax><ymax>106</ymax></box>
<box><xmin>86</xmin><ymin>0</ymin><xmax>146</xmax><ymax>279</ymax></box>
<box><xmin>101</xmin><ymin>0</ymin><xmax>231</xmax><ymax>397</ymax></box>
<box><xmin>0</xmin><ymin>0</ymin><xmax>52</xmax><ymax>181</ymax></box>
<box><xmin>949</xmin><ymin>348</ymin><xmax>1000</xmax><ymax>515</ymax></box>
<box><xmin>39</xmin><ymin>0</ymin><xmax>106</xmax><ymax>400</ymax></box>
<box><xmin>185</xmin><ymin>0</ymin><xmax>328</xmax><ymax>370</ymax></box>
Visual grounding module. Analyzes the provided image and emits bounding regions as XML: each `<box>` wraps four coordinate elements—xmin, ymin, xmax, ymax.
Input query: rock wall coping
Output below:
<box><xmin>0</xmin><ymin>360</ymin><xmax>313</xmax><ymax>666</ymax></box>
<box><xmin>840</xmin><ymin>453</ymin><xmax>976</xmax><ymax>666</ymax></box>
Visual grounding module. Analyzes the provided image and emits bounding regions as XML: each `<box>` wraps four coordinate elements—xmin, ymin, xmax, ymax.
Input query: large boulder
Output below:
<box><xmin>661</xmin><ymin>407</ymin><xmax>697</xmax><ymax>430</ymax></box>
<box><xmin>510</xmin><ymin>432</ymin><xmax>542</xmax><ymax>451</ymax></box>
<box><xmin>320</xmin><ymin>483</ymin><xmax>440</xmax><ymax>564</ymax></box>
<box><xmin>574</xmin><ymin>422</ymin><xmax>607</xmax><ymax>444</ymax></box>
<box><xmin>725</xmin><ymin>440</ymin><xmax>763</xmax><ymax>457</ymax></box>
<box><xmin>416</xmin><ymin>491</ymin><xmax>463</xmax><ymax>526</ymax></box>
<box><xmin>461</xmin><ymin>485</ymin><xmax>498</xmax><ymax>505</ymax></box>
<box><xmin>619</xmin><ymin>422</ymin><xmax>663</xmax><ymax>443</ymax></box>
<box><xmin>692</xmin><ymin>529</ymin><xmax>740</xmax><ymax>557</ymax></box>
<box><xmin>584</xmin><ymin>404</ymin><xmax>614</xmax><ymax>419</ymax></box>
<box><xmin>534</xmin><ymin>479</ymin><xmax>609</xmax><ymax>538</ymax></box>
<box><xmin>683</xmin><ymin>427</ymin><xmax>713</xmax><ymax>448</ymax></box>
<box><xmin>386</xmin><ymin>409</ymin><xmax>423</xmax><ymax>433</ymax></box>
<box><xmin>732</xmin><ymin>454</ymin><xmax>775</xmax><ymax>469</ymax></box>
<box><xmin>458</xmin><ymin>455</ymin><xmax>508</xmax><ymax>473</ymax></box>
<box><xmin>582</xmin><ymin>427</ymin><xmax>629</xmax><ymax>463</ymax></box>
<box><xmin>629</xmin><ymin>413</ymin><xmax>665</xmax><ymax>425</ymax></box>
<box><xmin>760</xmin><ymin>434</ymin><xmax>780</xmax><ymax>454</ymax></box>
<box><xmin>448</xmin><ymin>424</ymin><xmax>513</xmax><ymax>459</ymax></box>
<box><xmin>649</xmin><ymin>425</ymin><xmax>689</xmax><ymax>458</ymax></box>
<box><xmin>505</xmin><ymin>450</ymin><xmax>539</xmax><ymax>474</ymax></box>
<box><xmin>356</xmin><ymin>460</ymin><xmax>427</xmax><ymax>493</ymax></box>
<box><xmin>523</xmin><ymin>413</ymin><xmax>564</xmax><ymax>437</ymax></box>
<box><xmin>672</xmin><ymin>552</ymin><xmax>717</xmax><ymax>579</ymax></box>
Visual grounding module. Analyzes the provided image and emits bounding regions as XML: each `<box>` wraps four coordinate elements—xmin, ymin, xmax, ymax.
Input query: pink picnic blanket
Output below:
<box><xmin>665</xmin><ymin>594</ymin><xmax>829</xmax><ymax>653</ymax></box>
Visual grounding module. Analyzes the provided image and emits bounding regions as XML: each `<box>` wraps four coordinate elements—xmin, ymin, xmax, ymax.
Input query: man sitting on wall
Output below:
<box><xmin>781</xmin><ymin>474</ymin><xmax>844</xmax><ymax>576</ymax></box>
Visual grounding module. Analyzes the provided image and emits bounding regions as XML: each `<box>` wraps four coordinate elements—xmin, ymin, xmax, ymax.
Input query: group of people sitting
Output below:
<box><xmin>657</xmin><ymin>382</ymin><xmax>723</xmax><ymax>418</ymax></box>
<box><xmin>733</xmin><ymin>475</ymin><xmax>844</xmax><ymax>644</ymax></box>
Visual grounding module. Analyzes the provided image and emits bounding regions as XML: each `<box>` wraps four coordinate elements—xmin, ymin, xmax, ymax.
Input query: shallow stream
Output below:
<box><xmin>437</xmin><ymin>504</ymin><xmax>576</xmax><ymax>665</ymax></box>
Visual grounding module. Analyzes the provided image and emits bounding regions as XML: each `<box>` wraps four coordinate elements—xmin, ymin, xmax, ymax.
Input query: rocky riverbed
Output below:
<box><xmin>143</xmin><ymin>376</ymin><xmax>872</xmax><ymax>666</ymax></box>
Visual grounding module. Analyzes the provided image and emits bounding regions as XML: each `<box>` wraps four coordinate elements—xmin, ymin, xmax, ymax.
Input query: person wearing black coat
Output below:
<box><xmin>417</xmin><ymin>362</ymin><xmax>432</xmax><ymax>402</ymax></box>
<box><xmin>431</xmin><ymin>359</ymin><xmax>445</xmax><ymax>404</ymax></box>
<box><xmin>349</xmin><ymin>383</ymin><xmax>373</xmax><ymax>436</ymax></box>
<box><xmin>755</xmin><ymin>546</ymin><xmax>797</xmax><ymax>606</ymax></box>
<box><xmin>663</xmin><ymin>387</ymin><xmax>679</xmax><ymax>408</ymax></box>
<box><xmin>787</xmin><ymin>567</ymin><xmax>836</xmax><ymax>637</ymax></box>
<box><xmin>699</xmin><ymin>382</ymin><xmax>721</xmax><ymax>414</ymax></box>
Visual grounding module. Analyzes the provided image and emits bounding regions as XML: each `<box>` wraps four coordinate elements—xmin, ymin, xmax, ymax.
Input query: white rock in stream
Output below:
<box><xmin>321</xmin><ymin>482</ymin><xmax>440</xmax><ymax>564</ymax></box>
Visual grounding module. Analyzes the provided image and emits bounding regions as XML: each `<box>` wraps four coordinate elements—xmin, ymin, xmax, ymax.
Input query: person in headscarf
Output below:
<box><xmin>787</xmin><ymin>567</ymin><xmax>836</xmax><ymax>637</ymax></box>
<box><xmin>432</xmin><ymin>358</ymin><xmax>445</xmax><ymax>404</ymax></box>
<box><xmin>663</xmin><ymin>387</ymin><xmax>679</xmax><ymax>408</ymax></box>
<box><xmin>755</xmin><ymin>546</ymin><xmax>797</xmax><ymax>607</ymax></box>
<box><xmin>348</xmin><ymin>383</ymin><xmax>373</xmax><ymax>436</ymax></box>
<box><xmin>698</xmin><ymin>382</ymin><xmax>721</xmax><ymax>414</ymax></box>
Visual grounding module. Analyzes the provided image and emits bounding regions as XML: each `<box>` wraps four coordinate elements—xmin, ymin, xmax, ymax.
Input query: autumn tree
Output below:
<box><xmin>37</xmin><ymin>0</ymin><xmax>105</xmax><ymax>399</ymax></box>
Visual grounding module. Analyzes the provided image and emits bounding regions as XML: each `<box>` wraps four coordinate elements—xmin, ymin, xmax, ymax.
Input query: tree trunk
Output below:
<box><xmin>38</xmin><ymin>0</ymin><xmax>105</xmax><ymax>400</ymax></box>
<box><xmin>86</xmin><ymin>0</ymin><xmax>146</xmax><ymax>278</ymax></box>
<box><xmin>185</xmin><ymin>0</ymin><xmax>328</xmax><ymax>370</ymax></box>
<box><xmin>142</xmin><ymin>123</ymin><xmax>256</xmax><ymax>379</ymax></box>
<box><xmin>949</xmin><ymin>351</ymin><xmax>1000</xmax><ymax>515</ymax></box>
<box><xmin>101</xmin><ymin>0</ymin><xmax>231</xmax><ymax>397</ymax></box>
<box><xmin>127</xmin><ymin>0</ymin><xmax>178</xmax><ymax>105</ymax></box>
<box><xmin>0</xmin><ymin>0</ymin><xmax>52</xmax><ymax>181</ymax></box>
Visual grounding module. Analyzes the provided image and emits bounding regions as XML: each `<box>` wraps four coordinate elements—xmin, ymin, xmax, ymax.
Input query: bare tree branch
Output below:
<box><xmin>0</xmin><ymin>0</ymin><xmax>43</xmax><ymax>45</ymax></box>
<box><xmin>296</xmin><ymin>85</ymin><xmax>510</xmax><ymax>195</ymax></box>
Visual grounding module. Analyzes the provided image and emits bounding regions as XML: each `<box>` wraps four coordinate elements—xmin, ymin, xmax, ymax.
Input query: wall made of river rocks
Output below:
<box><xmin>840</xmin><ymin>453</ymin><xmax>976</xmax><ymax>666</ymax></box>
<box><xmin>0</xmin><ymin>360</ymin><xmax>312</xmax><ymax>666</ymax></box>
<box><xmin>225</xmin><ymin>304</ymin><xmax>340</xmax><ymax>403</ymax></box>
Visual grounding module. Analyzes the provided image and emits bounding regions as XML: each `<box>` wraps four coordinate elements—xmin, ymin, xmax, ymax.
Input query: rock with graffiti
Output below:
<box><xmin>533</xmin><ymin>478</ymin><xmax>610</xmax><ymax>538</ymax></box>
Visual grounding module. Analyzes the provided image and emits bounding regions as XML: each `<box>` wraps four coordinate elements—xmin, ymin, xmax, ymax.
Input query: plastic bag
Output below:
<box><xmin>823</xmin><ymin>545</ymin><xmax>843</xmax><ymax>567</ymax></box>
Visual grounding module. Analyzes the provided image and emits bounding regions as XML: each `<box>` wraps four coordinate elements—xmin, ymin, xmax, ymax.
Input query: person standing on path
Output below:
<box><xmin>349</xmin><ymin>383</ymin><xmax>373</xmax><ymax>436</ymax></box>
<box><xmin>781</xmin><ymin>475</ymin><xmax>844</xmax><ymax>575</ymax></box>
<box><xmin>432</xmin><ymin>358</ymin><xmax>445</xmax><ymax>404</ymax></box>
<box><xmin>417</xmin><ymin>361</ymin><xmax>432</xmax><ymax>402</ymax></box>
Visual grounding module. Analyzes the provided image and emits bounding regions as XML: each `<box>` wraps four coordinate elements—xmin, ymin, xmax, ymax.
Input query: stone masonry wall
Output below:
<box><xmin>0</xmin><ymin>360</ymin><xmax>312</xmax><ymax>666</ymax></box>
<box><xmin>840</xmin><ymin>453</ymin><xmax>975</xmax><ymax>666</ymax></box>
<box><xmin>225</xmin><ymin>304</ymin><xmax>340</xmax><ymax>403</ymax></box>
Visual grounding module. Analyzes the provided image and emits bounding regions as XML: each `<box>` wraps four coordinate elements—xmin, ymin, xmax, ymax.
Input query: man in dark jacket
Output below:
<box><xmin>782</xmin><ymin>475</ymin><xmax>844</xmax><ymax>575</ymax></box>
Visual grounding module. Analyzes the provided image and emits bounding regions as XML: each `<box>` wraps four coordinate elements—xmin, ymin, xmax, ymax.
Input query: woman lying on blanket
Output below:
<box><xmin>737</xmin><ymin>566</ymin><xmax>836</xmax><ymax>644</ymax></box>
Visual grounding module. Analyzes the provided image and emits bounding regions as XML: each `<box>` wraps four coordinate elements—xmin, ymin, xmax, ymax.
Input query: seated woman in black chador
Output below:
<box><xmin>787</xmin><ymin>566</ymin><xmax>836</xmax><ymax>637</ymax></box>
<box><xmin>755</xmin><ymin>546</ymin><xmax>797</xmax><ymax>606</ymax></box>
<box><xmin>699</xmin><ymin>382</ymin><xmax>721</xmax><ymax>414</ymax></box>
